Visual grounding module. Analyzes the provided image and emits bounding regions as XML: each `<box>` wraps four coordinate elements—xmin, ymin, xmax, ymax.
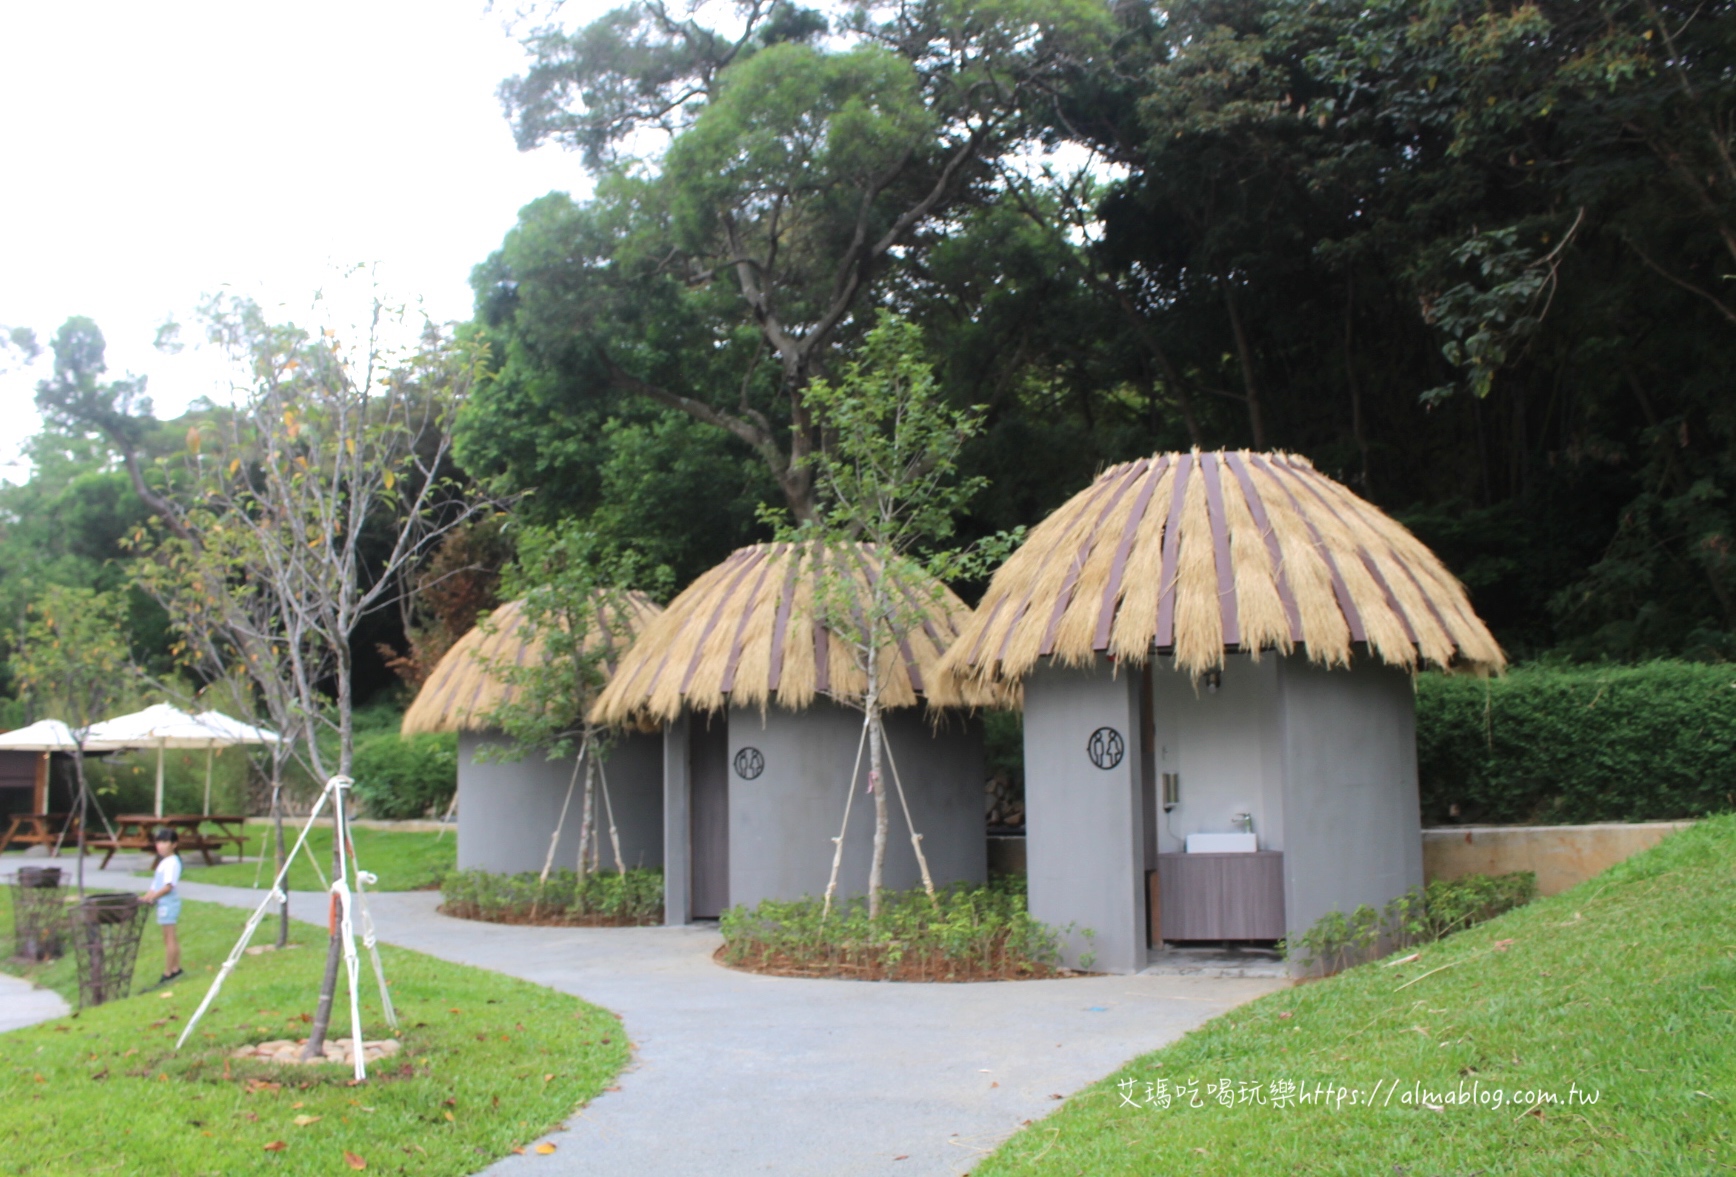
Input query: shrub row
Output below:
<box><xmin>351</xmin><ymin>730</ymin><xmax>458</xmax><ymax>819</ymax></box>
<box><xmin>440</xmin><ymin>867</ymin><xmax>663</xmax><ymax>926</ymax></box>
<box><xmin>719</xmin><ymin>876</ymin><xmax>1068</xmax><ymax>981</ymax></box>
<box><xmin>1284</xmin><ymin>871</ymin><xmax>1538</xmax><ymax>975</ymax></box>
<box><xmin>1416</xmin><ymin>660</ymin><xmax>1736</xmax><ymax>825</ymax></box>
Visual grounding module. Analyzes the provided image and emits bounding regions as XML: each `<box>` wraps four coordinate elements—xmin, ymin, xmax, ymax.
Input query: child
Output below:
<box><xmin>139</xmin><ymin>827</ymin><xmax>183</xmax><ymax>985</ymax></box>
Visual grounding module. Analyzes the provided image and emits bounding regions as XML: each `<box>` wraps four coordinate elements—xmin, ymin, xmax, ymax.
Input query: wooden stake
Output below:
<box><xmin>822</xmin><ymin>712</ymin><xmax>871</xmax><ymax>919</ymax></box>
<box><xmin>875</xmin><ymin>714</ymin><xmax>937</xmax><ymax>904</ymax></box>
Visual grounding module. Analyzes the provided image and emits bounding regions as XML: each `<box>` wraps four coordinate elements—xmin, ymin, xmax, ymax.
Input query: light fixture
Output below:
<box><xmin>1204</xmin><ymin>669</ymin><xmax>1222</xmax><ymax>694</ymax></box>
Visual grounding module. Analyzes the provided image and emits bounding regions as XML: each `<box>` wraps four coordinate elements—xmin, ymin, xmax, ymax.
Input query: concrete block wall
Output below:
<box><xmin>1275</xmin><ymin>658</ymin><xmax>1423</xmax><ymax>940</ymax></box>
<box><xmin>727</xmin><ymin>701</ymin><xmax>986</xmax><ymax>911</ymax></box>
<box><xmin>456</xmin><ymin>730</ymin><xmax>663</xmax><ymax>875</ymax></box>
<box><xmin>1022</xmin><ymin>655</ymin><xmax>1149</xmax><ymax>974</ymax></box>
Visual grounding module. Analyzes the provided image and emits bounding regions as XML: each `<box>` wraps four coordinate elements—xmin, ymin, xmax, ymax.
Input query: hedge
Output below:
<box><xmin>351</xmin><ymin>729</ymin><xmax>458</xmax><ymax>819</ymax></box>
<box><xmin>1416</xmin><ymin>660</ymin><xmax>1736</xmax><ymax>825</ymax></box>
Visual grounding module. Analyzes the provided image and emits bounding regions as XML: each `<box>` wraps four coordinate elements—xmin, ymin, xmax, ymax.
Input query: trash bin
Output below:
<box><xmin>9</xmin><ymin>867</ymin><xmax>66</xmax><ymax>962</ymax></box>
<box><xmin>70</xmin><ymin>892</ymin><xmax>146</xmax><ymax>1008</ymax></box>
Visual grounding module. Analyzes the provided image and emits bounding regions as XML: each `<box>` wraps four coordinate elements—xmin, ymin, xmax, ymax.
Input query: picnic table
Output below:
<box><xmin>0</xmin><ymin>812</ymin><xmax>79</xmax><ymax>856</ymax></box>
<box><xmin>92</xmin><ymin>814</ymin><xmax>249</xmax><ymax>869</ymax></box>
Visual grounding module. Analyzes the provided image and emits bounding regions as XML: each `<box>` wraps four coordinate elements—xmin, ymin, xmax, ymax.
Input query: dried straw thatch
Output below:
<box><xmin>591</xmin><ymin>541</ymin><xmax>995</xmax><ymax>725</ymax></box>
<box><xmin>933</xmin><ymin>450</ymin><xmax>1504</xmax><ymax>700</ymax></box>
<box><xmin>401</xmin><ymin>593</ymin><xmax>663</xmax><ymax>736</ymax></box>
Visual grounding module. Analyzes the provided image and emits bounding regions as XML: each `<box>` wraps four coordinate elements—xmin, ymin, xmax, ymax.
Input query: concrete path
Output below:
<box><xmin>79</xmin><ymin>862</ymin><xmax>1283</xmax><ymax>1176</ymax></box>
<box><xmin>0</xmin><ymin>971</ymin><xmax>69</xmax><ymax>1033</ymax></box>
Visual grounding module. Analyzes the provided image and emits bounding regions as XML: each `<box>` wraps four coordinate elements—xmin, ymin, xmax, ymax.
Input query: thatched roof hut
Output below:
<box><xmin>592</xmin><ymin>541</ymin><xmax>991</xmax><ymax>726</ymax></box>
<box><xmin>936</xmin><ymin>450</ymin><xmax>1503</xmax><ymax>700</ymax></box>
<box><xmin>402</xmin><ymin>593</ymin><xmax>663</xmax><ymax>736</ymax></box>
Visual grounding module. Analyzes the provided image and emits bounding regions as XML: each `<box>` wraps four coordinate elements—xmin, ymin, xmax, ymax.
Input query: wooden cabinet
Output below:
<box><xmin>1155</xmin><ymin>851</ymin><xmax>1285</xmax><ymax>941</ymax></box>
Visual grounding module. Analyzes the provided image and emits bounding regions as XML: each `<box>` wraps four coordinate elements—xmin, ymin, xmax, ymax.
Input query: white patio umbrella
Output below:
<box><xmin>87</xmin><ymin>704</ymin><xmax>278</xmax><ymax>817</ymax></box>
<box><xmin>0</xmin><ymin>720</ymin><xmax>125</xmax><ymax>813</ymax></box>
<box><xmin>193</xmin><ymin>711</ymin><xmax>281</xmax><ymax>814</ymax></box>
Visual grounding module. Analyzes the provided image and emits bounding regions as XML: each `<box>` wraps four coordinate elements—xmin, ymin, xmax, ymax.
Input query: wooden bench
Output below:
<box><xmin>0</xmin><ymin>813</ymin><xmax>79</xmax><ymax>857</ymax></box>
<box><xmin>104</xmin><ymin>815</ymin><xmax>251</xmax><ymax>868</ymax></box>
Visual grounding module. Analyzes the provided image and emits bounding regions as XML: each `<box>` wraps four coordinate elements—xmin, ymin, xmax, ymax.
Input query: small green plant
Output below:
<box><xmin>441</xmin><ymin>867</ymin><xmax>664</xmax><ymax>926</ymax></box>
<box><xmin>1283</xmin><ymin>871</ymin><xmax>1537</xmax><ymax>974</ymax></box>
<box><xmin>720</xmin><ymin>876</ymin><xmax>1068</xmax><ymax>982</ymax></box>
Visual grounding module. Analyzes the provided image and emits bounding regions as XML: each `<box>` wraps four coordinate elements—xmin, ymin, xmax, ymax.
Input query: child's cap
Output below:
<box><xmin>152</xmin><ymin>827</ymin><xmax>179</xmax><ymax>844</ymax></box>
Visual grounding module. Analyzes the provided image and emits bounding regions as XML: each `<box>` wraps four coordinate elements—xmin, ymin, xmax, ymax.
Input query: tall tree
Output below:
<box><xmin>480</xmin><ymin>523</ymin><xmax>665</xmax><ymax>893</ymax></box>
<box><xmin>471</xmin><ymin>0</ymin><xmax>1111</xmax><ymax>521</ymax></box>
<box><xmin>191</xmin><ymin>294</ymin><xmax>489</xmax><ymax>1057</ymax></box>
<box><xmin>774</xmin><ymin>313</ymin><xmax>994</xmax><ymax>916</ymax></box>
<box><xmin>53</xmin><ymin>293</ymin><xmax>491</xmax><ymax>1058</ymax></box>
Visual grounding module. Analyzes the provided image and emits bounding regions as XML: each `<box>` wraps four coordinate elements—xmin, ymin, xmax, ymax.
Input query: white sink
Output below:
<box><xmin>1186</xmin><ymin>832</ymin><xmax>1258</xmax><ymax>854</ymax></box>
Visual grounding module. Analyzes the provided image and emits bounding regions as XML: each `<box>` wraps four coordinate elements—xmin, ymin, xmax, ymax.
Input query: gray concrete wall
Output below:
<box><xmin>726</xmin><ymin>701</ymin><xmax>986</xmax><ymax>911</ymax></box>
<box><xmin>1022</xmin><ymin>656</ymin><xmax>1148</xmax><ymax>974</ymax></box>
<box><xmin>1277</xmin><ymin>657</ymin><xmax>1423</xmax><ymax>940</ymax></box>
<box><xmin>457</xmin><ymin>730</ymin><xmax>664</xmax><ymax>875</ymax></box>
<box><xmin>662</xmin><ymin>716</ymin><xmax>691</xmax><ymax>925</ymax></box>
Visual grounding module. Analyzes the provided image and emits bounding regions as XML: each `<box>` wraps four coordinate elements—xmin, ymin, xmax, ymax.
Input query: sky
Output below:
<box><xmin>0</xmin><ymin>0</ymin><xmax>608</xmax><ymax>482</ymax></box>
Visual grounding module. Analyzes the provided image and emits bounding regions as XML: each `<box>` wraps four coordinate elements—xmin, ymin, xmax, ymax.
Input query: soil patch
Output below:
<box><xmin>232</xmin><ymin>1037</ymin><xmax>403</xmax><ymax>1066</ymax></box>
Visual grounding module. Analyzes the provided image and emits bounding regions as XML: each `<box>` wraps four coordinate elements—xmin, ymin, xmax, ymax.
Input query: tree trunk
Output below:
<box><xmin>1344</xmin><ymin>277</ymin><xmax>1370</xmax><ymax>489</ymax></box>
<box><xmin>866</xmin><ymin>704</ymin><xmax>888</xmax><ymax>921</ymax></box>
<box><xmin>302</xmin><ymin>782</ymin><xmax>345</xmax><ymax>1061</ymax></box>
<box><xmin>1222</xmin><ymin>285</ymin><xmax>1268</xmax><ymax>448</ymax></box>
<box><xmin>303</xmin><ymin>657</ymin><xmax>354</xmax><ymax>1060</ymax></box>
<box><xmin>576</xmin><ymin>754</ymin><xmax>597</xmax><ymax>882</ymax></box>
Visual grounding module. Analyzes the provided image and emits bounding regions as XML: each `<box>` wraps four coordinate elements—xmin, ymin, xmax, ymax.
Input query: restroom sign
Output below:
<box><xmin>733</xmin><ymin>747</ymin><xmax>765</xmax><ymax>780</ymax></box>
<box><xmin>1087</xmin><ymin>727</ymin><xmax>1125</xmax><ymax>770</ymax></box>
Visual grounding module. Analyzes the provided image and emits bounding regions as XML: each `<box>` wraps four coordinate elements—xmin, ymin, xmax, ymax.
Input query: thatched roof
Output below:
<box><xmin>591</xmin><ymin>541</ymin><xmax>991</xmax><ymax>725</ymax></box>
<box><xmin>401</xmin><ymin>594</ymin><xmax>663</xmax><ymax>736</ymax></box>
<box><xmin>933</xmin><ymin>450</ymin><xmax>1504</xmax><ymax>698</ymax></box>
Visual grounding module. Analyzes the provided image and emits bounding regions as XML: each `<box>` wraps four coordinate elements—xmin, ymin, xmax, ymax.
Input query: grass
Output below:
<box><xmin>0</xmin><ymin>891</ymin><xmax>627</xmax><ymax>1175</ymax></box>
<box><xmin>976</xmin><ymin>814</ymin><xmax>1736</xmax><ymax>1176</ymax></box>
<box><xmin>167</xmin><ymin>823</ymin><xmax>456</xmax><ymax>892</ymax></box>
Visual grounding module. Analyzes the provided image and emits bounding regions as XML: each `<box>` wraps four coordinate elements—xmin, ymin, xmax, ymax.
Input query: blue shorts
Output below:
<box><xmin>156</xmin><ymin>895</ymin><xmax>181</xmax><ymax>926</ymax></box>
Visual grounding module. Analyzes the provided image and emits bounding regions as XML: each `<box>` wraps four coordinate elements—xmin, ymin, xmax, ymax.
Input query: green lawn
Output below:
<box><xmin>977</xmin><ymin>815</ymin><xmax>1736</xmax><ymax>1176</ymax></box>
<box><xmin>172</xmin><ymin>823</ymin><xmax>455</xmax><ymax>892</ymax></box>
<box><xmin>0</xmin><ymin>891</ymin><xmax>626</xmax><ymax>1175</ymax></box>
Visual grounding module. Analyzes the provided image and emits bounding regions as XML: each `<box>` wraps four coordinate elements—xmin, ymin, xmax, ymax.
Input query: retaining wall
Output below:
<box><xmin>1422</xmin><ymin>821</ymin><xmax>1693</xmax><ymax>895</ymax></box>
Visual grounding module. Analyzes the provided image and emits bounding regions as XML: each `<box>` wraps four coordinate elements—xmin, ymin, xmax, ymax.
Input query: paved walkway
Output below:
<box><xmin>0</xmin><ymin>971</ymin><xmax>69</xmax><ymax>1033</ymax></box>
<box><xmin>78</xmin><ymin>862</ymin><xmax>1282</xmax><ymax>1176</ymax></box>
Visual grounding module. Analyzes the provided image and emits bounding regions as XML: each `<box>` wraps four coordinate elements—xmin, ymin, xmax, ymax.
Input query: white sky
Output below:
<box><xmin>0</xmin><ymin>0</ymin><xmax>606</xmax><ymax>482</ymax></box>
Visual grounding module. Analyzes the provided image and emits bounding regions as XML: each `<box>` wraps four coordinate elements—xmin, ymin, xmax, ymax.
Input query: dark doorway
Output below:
<box><xmin>689</xmin><ymin>714</ymin><xmax>730</xmax><ymax>919</ymax></box>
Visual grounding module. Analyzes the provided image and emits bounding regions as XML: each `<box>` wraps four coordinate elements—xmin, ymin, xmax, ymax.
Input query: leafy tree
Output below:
<box><xmin>0</xmin><ymin>324</ymin><xmax>38</xmax><ymax>374</ymax></box>
<box><xmin>1026</xmin><ymin>0</ymin><xmax>1736</xmax><ymax>658</ymax></box>
<box><xmin>468</xmin><ymin>0</ymin><xmax>1113</xmax><ymax>521</ymax></box>
<box><xmin>481</xmin><ymin>522</ymin><xmax>668</xmax><ymax>893</ymax></box>
<box><xmin>8</xmin><ymin>586</ymin><xmax>134</xmax><ymax>895</ymax></box>
<box><xmin>79</xmin><ymin>290</ymin><xmax>492</xmax><ymax>1058</ymax></box>
<box><xmin>769</xmin><ymin>313</ymin><xmax>995</xmax><ymax>918</ymax></box>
